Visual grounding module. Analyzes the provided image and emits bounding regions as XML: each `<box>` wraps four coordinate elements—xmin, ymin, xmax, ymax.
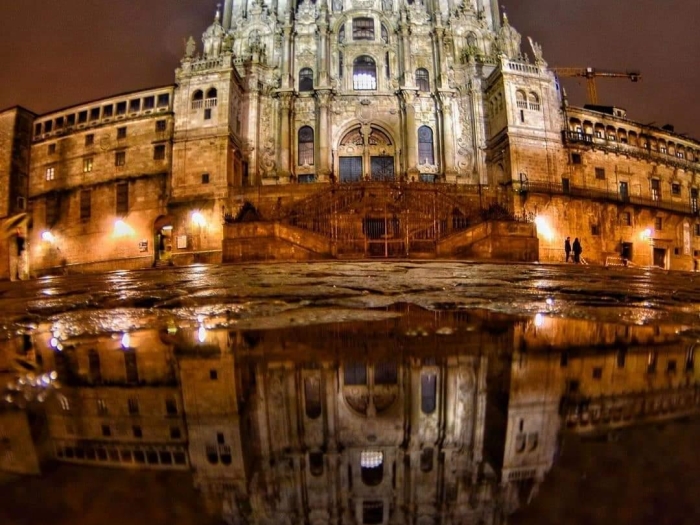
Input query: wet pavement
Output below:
<box><xmin>0</xmin><ymin>261</ymin><xmax>699</xmax><ymax>525</ymax></box>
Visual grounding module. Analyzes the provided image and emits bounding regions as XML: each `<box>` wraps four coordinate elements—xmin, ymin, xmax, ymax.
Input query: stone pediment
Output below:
<box><xmin>295</xmin><ymin>0</ymin><xmax>318</xmax><ymax>25</ymax></box>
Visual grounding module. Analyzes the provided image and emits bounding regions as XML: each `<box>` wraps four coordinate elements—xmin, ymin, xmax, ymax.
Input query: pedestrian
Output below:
<box><xmin>564</xmin><ymin>236</ymin><xmax>571</xmax><ymax>262</ymax></box>
<box><xmin>572</xmin><ymin>237</ymin><xmax>582</xmax><ymax>263</ymax></box>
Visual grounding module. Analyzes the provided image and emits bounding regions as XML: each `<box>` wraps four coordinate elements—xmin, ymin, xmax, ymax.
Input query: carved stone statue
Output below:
<box><xmin>528</xmin><ymin>36</ymin><xmax>547</xmax><ymax>66</ymax></box>
<box><xmin>184</xmin><ymin>36</ymin><xmax>196</xmax><ymax>59</ymax></box>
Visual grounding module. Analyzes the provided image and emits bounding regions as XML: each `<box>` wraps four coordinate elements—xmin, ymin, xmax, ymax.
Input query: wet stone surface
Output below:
<box><xmin>0</xmin><ymin>261</ymin><xmax>699</xmax><ymax>524</ymax></box>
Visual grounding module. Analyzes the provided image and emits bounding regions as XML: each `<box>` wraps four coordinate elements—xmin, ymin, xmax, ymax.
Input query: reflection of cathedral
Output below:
<box><xmin>4</xmin><ymin>0</ymin><xmax>700</xmax><ymax>277</ymax></box>
<box><xmin>2</xmin><ymin>307</ymin><xmax>699</xmax><ymax>524</ymax></box>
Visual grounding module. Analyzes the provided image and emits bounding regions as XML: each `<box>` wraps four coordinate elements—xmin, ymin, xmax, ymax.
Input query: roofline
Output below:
<box><xmin>0</xmin><ymin>105</ymin><xmax>37</xmax><ymax>116</ymax></box>
<box><xmin>36</xmin><ymin>83</ymin><xmax>177</xmax><ymax>119</ymax></box>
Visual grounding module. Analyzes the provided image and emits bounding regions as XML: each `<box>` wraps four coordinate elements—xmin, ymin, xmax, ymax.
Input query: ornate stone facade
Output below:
<box><xmin>1</xmin><ymin>1</ymin><xmax>700</xmax><ymax>276</ymax></box>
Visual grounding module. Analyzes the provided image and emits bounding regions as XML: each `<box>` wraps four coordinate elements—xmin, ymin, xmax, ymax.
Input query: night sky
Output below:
<box><xmin>0</xmin><ymin>0</ymin><xmax>698</xmax><ymax>138</ymax></box>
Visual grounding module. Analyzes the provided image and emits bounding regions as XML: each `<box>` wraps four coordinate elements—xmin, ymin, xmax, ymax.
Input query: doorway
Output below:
<box><xmin>653</xmin><ymin>247</ymin><xmax>666</xmax><ymax>269</ymax></box>
<box><xmin>337</xmin><ymin>125</ymin><xmax>396</xmax><ymax>182</ymax></box>
<box><xmin>153</xmin><ymin>216</ymin><xmax>174</xmax><ymax>265</ymax></box>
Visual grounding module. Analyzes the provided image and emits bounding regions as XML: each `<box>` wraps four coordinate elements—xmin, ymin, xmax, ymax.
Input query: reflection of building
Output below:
<box><xmin>2</xmin><ymin>307</ymin><xmax>700</xmax><ymax>523</ymax></box>
<box><xmin>3</xmin><ymin>1</ymin><xmax>700</xmax><ymax>277</ymax></box>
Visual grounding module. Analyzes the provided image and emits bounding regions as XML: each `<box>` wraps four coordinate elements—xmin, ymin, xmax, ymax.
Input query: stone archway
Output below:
<box><xmin>337</xmin><ymin>125</ymin><xmax>397</xmax><ymax>182</ymax></box>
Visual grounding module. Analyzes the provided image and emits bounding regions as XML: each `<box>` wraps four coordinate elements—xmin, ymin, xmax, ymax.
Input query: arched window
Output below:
<box><xmin>420</xmin><ymin>448</ymin><xmax>434</xmax><ymax>472</ymax></box>
<box><xmin>416</xmin><ymin>68</ymin><xmax>430</xmax><ymax>92</ymax></box>
<box><xmin>344</xmin><ymin>362</ymin><xmax>367</xmax><ymax>385</ymax></box>
<box><xmin>353</xmin><ymin>17</ymin><xmax>374</xmax><ymax>40</ymax></box>
<box><xmin>304</xmin><ymin>377</ymin><xmax>322</xmax><ymax>418</ymax></box>
<box><xmin>298</xmin><ymin>126</ymin><xmax>314</xmax><ymax>166</ymax></box>
<box><xmin>381</xmin><ymin>23</ymin><xmax>389</xmax><ymax>43</ymax></box>
<box><xmin>206</xmin><ymin>87</ymin><xmax>218</xmax><ymax>100</ymax></box>
<box><xmin>353</xmin><ymin>55</ymin><xmax>377</xmax><ymax>90</ymax></box>
<box><xmin>418</xmin><ymin>126</ymin><xmax>434</xmax><ymax>165</ymax></box>
<box><xmin>516</xmin><ymin>90</ymin><xmax>527</xmax><ymax>109</ymax></box>
<box><xmin>191</xmin><ymin>90</ymin><xmax>204</xmax><ymax>109</ymax></box>
<box><xmin>360</xmin><ymin>450</ymin><xmax>384</xmax><ymax>486</ymax></box>
<box><xmin>338</xmin><ymin>25</ymin><xmax>345</xmax><ymax>44</ymax></box>
<box><xmin>339</xmin><ymin>51</ymin><xmax>344</xmax><ymax>78</ymax></box>
<box><xmin>299</xmin><ymin>68</ymin><xmax>314</xmax><ymax>92</ymax></box>
<box><xmin>528</xmin><ymin>92</ymin><xmax>540</xmax><ymax>110</ymax></box>
<box><xmin>88</xmin><ymin>350</ymin><xmax>101</xmax><ymax>383</ymax></box>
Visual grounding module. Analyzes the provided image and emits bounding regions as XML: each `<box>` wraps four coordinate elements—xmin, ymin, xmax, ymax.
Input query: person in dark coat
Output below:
<box><xmin>572</xmin><ymin>238</ymin><xmax>582</xmax><ymax>263</ymax></box>
<box><xmin>564</xmin><ymin>236</ymin><xmax>571</xmax><ymax>262</ymax></box>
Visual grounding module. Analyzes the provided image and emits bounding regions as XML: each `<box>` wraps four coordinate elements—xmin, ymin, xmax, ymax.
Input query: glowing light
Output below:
<box><xmin>641</xmin><ymin>228</ymin><xmax>653</xmax><ymax>240</ymax></box>
<box><xmin>50</xmin><ymin>338</ymin><xmax>59</xmax><ymax>348</ymax></box>
<box><xmin>546</xmin><ymin>298</ymin><xmax>554</xmax><ymax>306</ymax></box>
<box><xmin>121</xmin><ymin>333</ymin><xmax>131</xmax><ymax>349</ymax></box>
<box><xmin>192</xmin><ymin>212</ymin><xmax>207</xmax><ymax>227</ymax></box>
<box><xmin>534</xmin><ymin>313</ymin><xmax>544</xmax><ymax>327</ymax></box>
<box><xmin>360</xmin><ymin>450</ymin><xmax>384</xmax><ymax>468</ymax></box>
<box><xmin>198</xmin><ymin>326</ymin><xmax>207</xmax><ymax>343</ymax></box>
<box><xmin>41</xmin><ymin>231</ymin><xmax>55</xmax><ymax>243</ymax></box>
<box><xmin>534</xmin><ymin>216</ymin><xmax>555</xmax><ymax>242</ymax></box>
<box><xmin>114</xmin><ymin>220</ymin><xmax>134</xmax><ymax>238</ymax></box>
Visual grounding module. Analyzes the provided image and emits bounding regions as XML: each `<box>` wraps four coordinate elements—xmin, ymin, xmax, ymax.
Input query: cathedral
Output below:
<box><xmin>2</xmin><ymin>0</ymin><xmax>700</xmax><ymax>277</ymax></box>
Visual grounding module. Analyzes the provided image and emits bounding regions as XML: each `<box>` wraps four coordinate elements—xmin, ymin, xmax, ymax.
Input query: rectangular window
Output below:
<box><xmin>80</xmin><ymin>190</ymin><xmax>92</xmax><ymax>220</ymax></box>
<box><xmin>157</xmin><ymin>93</ymin><xmax>170</xmax><ymax>107</ymax></box>
<box><xmin>154</xmin><ymin>144</ymin><xmax>166</xmax><ymax>160</ymax></box>
<box><xmin>83</xmin><ymin>157</ymin><xmax>93</xmax><ymax>173</ymax></box>
<box><xmin>592</xmin><ymin>367</ymin><xmax>603</xmax><ymax>379</ymax></box>
<box><xmin>571</xmin><ymin>153</ymin><xmax>582</xmax><ymax>165</ymax></box>
<box><xmin>48</xmin><ymin>143</ymin><xmax>56</xmax><ymax>155</ymax></box>
<box><xmin>352</xmin><ymin>17</ymin><xmax>375</xmax><ymax>40</ymax></box>
<box><xmin>651</xmin><ymin>179</ymin><xmax>661</xmax><ymax>201</ymax></box>
<box><xmin>667</xmin><ymin>360</ymin><xmax>677</xmax><ymax>373</ymax></box>
<box><xmin>88</xmin><ymin>108</ymin><xmax>99</xmax><ymax>121</ymax></box>
<box><xmin>78</xmin><ymin>110</ymin><xmax>88</xmax><ymax>124</ymax></box>
<box><xmin>128</xmin><ymin>398</ymin><xmax>139</xmax><ymax>415</ymax></box>
<box><xmin>129</xmin><ymin>99</ymin><xmax>141</xmax><ymax>113</ymax></box>
<box><xmin>101</xmin><ymin>425</ymin><xmax>111</xmax><ymax>437</ymax></box>
<box><xmin>117</xmin><ymin>127</ymin><xmax>127</xmax><ymax>139</ymax></box>
<box><xmin>672</xmin><ymin>183</ymin><xmax>681</xmax><ymax>195</ymax></box>
<box><xmin>655</xmin><ymin>217</ymin><xmax>663</xmax><ymax>231</ymax></box>
<box><xmin>165</xmin><ymin>399</ymin><xmax>178</xmax><ymax>415</ymax></box>
<box><xmin>617</xmin><ymin>349</ymin><xmax>626</xmax><ymax>369</ymax></box>
<box><xmin>595</xmin><ymin>167</ymin><xmax>605</xmax><ymax>180</ymax></box>
<box><xmin>691</xmin><ymin>188</ymin><xmax>699</xmax><ymax>213</ymax></box>
<box><xmin>621</xmin><ymin>212</ymin><xmax>631</xmax><ymax>226</ymax></box>
<box><xmin>204</xmin><ymin>108</ymin><xmax>212</xmax><ymax>120</ymax></box>
<box><xmin>66</xmin><ymin>114</ymin><xmax>75</xmax><ymax>127</ymax></box>
<box><xmin>44</xmin><ymin>121</ymin><xmax>53</xmax><ymax>132</ymax></box>
<box><xmin>85</xmin><ymin>134</ymin><xmax>94</xmax><ymax>146</ymax></box>
<box><xmin>170</xmin><ymin>427</ymin><xmax>182</xmax><ymax>439</ymax></box>
<box><xmin>201</xmin><ymin>173</ymin><xmax>210</xmax><ymax>184</ymax></box>
<box><xmin>695</xmin><ymin>224</ymin><xmax>700</xmax><ymax>236</ymax></box>
<box><xmin>143</xmin><ymin>96</ymin><xmax>155</xmax><ymax>110</ymax></box>
<box><xmin>46</xmin><ymin>195</ymin><xmax>59</xmax><ymax>225</ymax></box>
<box><xmin>116</xmin><ymin>101</ymin><xmax>127</xmax><ymax>115</ymax></box>
<box><xmin>103</xmin><ymin>105</ymin><xmax>114</xmax><ymax>118</ymax></box>
<box><xmin>155</xmin><ymin>120</ymin><xmax>167</xmax><ymax>132</ymax></box>
<box><xmin>133</xmin><ymin>425</ymin><xmax>142</xmax><ymax>438</ymax></box>
<box><xmin>97</xmin><ymin>398</ymin><xmax>108</xmax><ymax>414</ymax></box>
<box><xmin>591</xmin><ymin>224</ymin><xmax>601</xmax><ymax>235</ymax></box>
<box><xmin>55</xmin><ymin>117</ymin><xmax>64</xmax><ymax>129</ymax></box>
<box><xmin>46</xmin><ymin>166</ymin><xmax>55</xmax><ymax>181</ymax></box>
<box><xmin>115</xmin><ymin>151</ymin><xmax>126</xmax><ymax>166</ymax></box>
<box><xmin>116</xmin><ymin>182</ymin><xmax>129</xmax><ymax>215</ymax></box>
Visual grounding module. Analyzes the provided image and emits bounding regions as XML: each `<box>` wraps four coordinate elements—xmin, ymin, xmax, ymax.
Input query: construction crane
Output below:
<box><xmin>551</xmin><ymin>67</ymin><xmax>641</xmax><ymax>105</ymax></box>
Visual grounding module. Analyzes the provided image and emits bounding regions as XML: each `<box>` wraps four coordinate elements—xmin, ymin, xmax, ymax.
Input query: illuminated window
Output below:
<box><xmin>298</xmin><ymin>126</ymin><xmax>314</xmax><ymax>166</ymax></box>
<box><xmin>45</xmin><ymin>167</ymin><xmax>55</xmax><ymax>181</ymax></box>
<box><xmin>418</xmin><ymin>126</ymin><xmax>434</xmax><ymax>165</ymax></box>
<box><xmin>360</xmin><ymin>450</ymin><xmax>384</xmax><ymax>486</ymax></box>
<box><xmin>97</xmin><ymin>398</ymin><xmax>108</xmax><ymax>414</ymax></box>
<box><xmin>353</xmin><ymin>56</ymin><xmax>377</xmax><ymax>90</ymax></box>
<box><xmin>83</xmin><ymin>157</ymin><xmax>93</xmax><ymax>173</ymax></box>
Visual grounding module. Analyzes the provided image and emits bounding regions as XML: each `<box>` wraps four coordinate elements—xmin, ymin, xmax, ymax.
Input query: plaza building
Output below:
<box><xmin>1</xmin><ymin>0</ymin><xmax>700</xmax><ymax>277</ymax></box>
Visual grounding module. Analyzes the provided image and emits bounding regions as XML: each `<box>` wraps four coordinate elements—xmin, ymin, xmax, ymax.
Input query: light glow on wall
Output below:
<box><xmin>41</xmin><ymin>231</ymin><xmax>55</xmax><ymax>243</ymax></box>
<box><xmin>192</xmin><ymin>212</ymin><xmax>207</xmax><ymax>227</ymax></box>
<box><xmin>641</xmin><ymin>228</ymin><xmax>653</xmax><ymax>240</ymax></box>
<box><xmin>113</xmin><ymin>220</ymin><xmax>135</xmax><ymax>238</ymax></box>
<box><xmin>534</xmin><ymin>216</ymin><xmax>555</xmax><ymax>242</ymax></box>
<box><xmin>121</xmin><ymin>333</ymin><xmax>131</xmax><ymax>349</ymax></box>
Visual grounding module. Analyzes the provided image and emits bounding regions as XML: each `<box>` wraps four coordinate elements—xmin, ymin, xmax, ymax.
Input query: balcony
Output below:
<box><xmin>563</xmin><ymin>131</ymin><xmax>700</xmax><ymax>172</ymax></box>
<box><xmin>524</xmin><ymin>179</ymin><xmax>700</xmax><ymax>217</ymax></box>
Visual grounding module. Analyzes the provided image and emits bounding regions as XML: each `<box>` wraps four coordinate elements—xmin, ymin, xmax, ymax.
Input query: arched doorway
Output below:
<box><xmin>153</xmin><ymin>215</ymin><xmax>174</xmax><ymax>266</ymax></box>
<box><xmin>337</xmin><ymin>125</ymin><xmax>396</xmax><ymax>182</ymax></box>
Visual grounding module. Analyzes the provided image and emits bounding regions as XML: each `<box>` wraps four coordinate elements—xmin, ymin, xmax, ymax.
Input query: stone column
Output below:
<box><xmin>401</xmin><ymin>90</ymin><xmax>419</xmax><ymax>180</ymax></box>
<box><xmin>281</xmin><ymin>18</ymin><xmax>294</xmax><ymax>89</ymax></box>
<box><xmin>316</xmin><ymin>90</ymin><xmax>332</xmax><ymax>181</ymax></box>
<box><xmin>438</xmin><ymin>92</ymin><xmax>457</xmax><ymax>182</ymax></box>
<box><xmin>318</xmin><ymin>8</ymin><xmax>330</xmax><ymax>87</ymax></box>
<box><xmin>277</xmin><ymin>92</ymin><xmax>294</xmax><ymax>179</ymax></box>
<box><xmin>433</xmin><ymin>21</ymin><xmax>448</xmax><ymax>89</ymax></box>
